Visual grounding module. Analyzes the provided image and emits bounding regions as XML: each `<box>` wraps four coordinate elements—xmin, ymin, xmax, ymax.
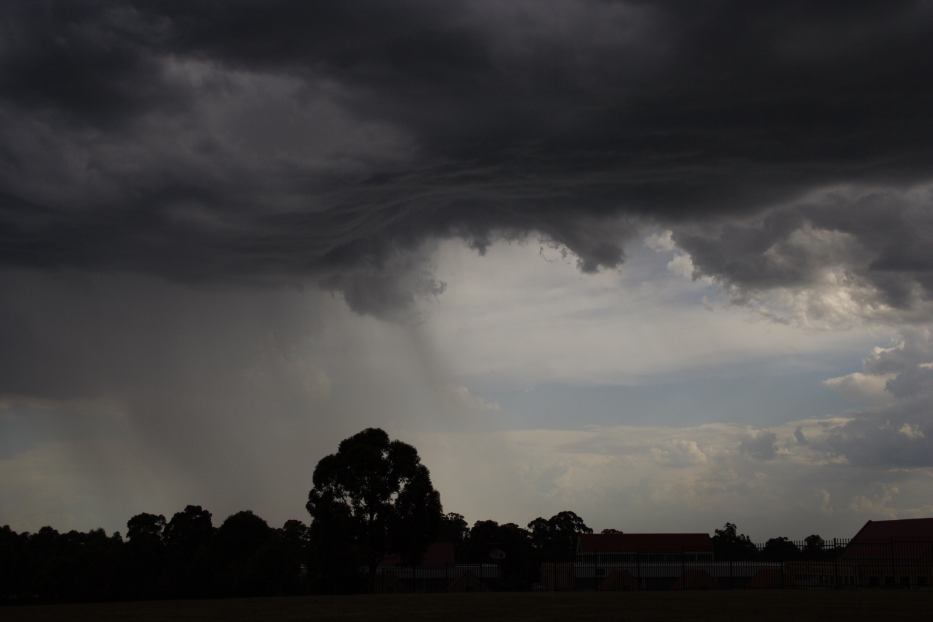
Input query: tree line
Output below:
<box><xmin>0</xmin><ymin>428</ymin><xmax>836</xmax><ymax>603</ymax></box>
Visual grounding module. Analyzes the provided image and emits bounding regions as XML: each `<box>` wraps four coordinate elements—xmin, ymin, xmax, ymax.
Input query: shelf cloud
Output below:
<box><xmin>2</xmin><ymin>1</ymin><xmax>933</xmax><ymax>314</ymax></box>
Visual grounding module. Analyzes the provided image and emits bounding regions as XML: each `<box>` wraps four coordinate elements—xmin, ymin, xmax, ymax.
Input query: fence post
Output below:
<box><xmin>636</xmin><ymin>552</ymin><xmax>641</xmax><ymax>590</ymax></box>
<box><xmin>890</xmin><ymin>538</ymin><xmax>895</xmax><ymax>589</ymax></box>
<box><xmin>833</xmin><ymin>538</ymin><xmax>838</xmax><ymax>589</ymax></box>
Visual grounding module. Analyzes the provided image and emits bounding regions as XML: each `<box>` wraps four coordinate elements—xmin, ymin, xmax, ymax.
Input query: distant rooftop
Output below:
<box><xmin>849</xmin><ymin>518</ymin><xmax>933</xmax><ymax>543</ymax></box>
<box><xmin>578</xmin><ymin>532</ymin><xmax>713</xmax><ymax>554</ymax></box>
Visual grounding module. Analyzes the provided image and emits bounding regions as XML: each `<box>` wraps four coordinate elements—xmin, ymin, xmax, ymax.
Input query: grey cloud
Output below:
<box><xmin>821</xmin><ymin>329</ymin><xmax>933</xmax><ymax>467</ymax></box>
<box><xmin>825</xmin><ymin>408</ymin><xmax>933</xmax><ymax>468</ymax></box>
<box><xmin>739</xmin><ymin>430</ymin><xmax>778</xmax><ymax>461</ymax></box>
<box><xmin>0</xmin><ymin>268</ymin><xmax>487</xmax><ymax>530</ymax></box>
<box><xmin>863</xmin><ymin>327</ymin><xmax>933</xmax><ymax>378</ymax></box>
<box><xmin>2</xmin><ymin>2</ymin><xmax>933</xmax><ymax>313</ymax></box>
<box><xmin>674</xmin><ymin>186</ymin><xmax>933</xmax><ymax>318</ymax></box>
<box><xmin>794</xmin><ymin>426</ymin><xmax>808</xmax><ymax>445</ymax></box>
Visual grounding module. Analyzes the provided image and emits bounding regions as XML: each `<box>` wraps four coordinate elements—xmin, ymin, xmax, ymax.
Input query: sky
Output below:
<box><xmin>2</xmin><ymin>1</ymin><xmax>933</xmax><ymax>540</ymax></box>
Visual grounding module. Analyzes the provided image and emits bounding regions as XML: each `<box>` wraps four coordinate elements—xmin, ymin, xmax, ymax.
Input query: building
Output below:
<box><xmin>376</xmin><ymin>542</ymin><xmax>499</xmax><ymax>592</ymax></box>
<box><xmin>845</xmin><ymin>517</ymin><xmax>933</xmax><ymax>557</ymax></box>
<box><xmin>841</xmin><ymin>518</ymin><xmax>933</xmax><ymax>587</ymax></box>
<box><xmin>540</xmin><ymin>532</ymin><xmax>729</xmax><ymax>590</ymax></box>
<box><xmin>786</xmin><ymin>518</ymin><xmax>933</xmax><ymax>589</ymax></box>
<box><xmin>577</xmin><ymin>532</ymin><xmax>714</xmax><ymax>563</ymax></box>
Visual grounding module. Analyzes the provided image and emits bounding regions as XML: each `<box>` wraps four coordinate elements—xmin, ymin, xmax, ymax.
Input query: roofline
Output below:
<box><xmin>848</xmin><ymin>517</ymin><xmax>933</xmax><ymax>545</ymax></box>
<box><xmin>579</xmin><ymin>533</ymin><xmax>711</xmax><ymax>537</ymax></box>
<box><xmin>849</xmin><ymin>519</ymin><xmax>872</xmax><ymax>544</ymax></box>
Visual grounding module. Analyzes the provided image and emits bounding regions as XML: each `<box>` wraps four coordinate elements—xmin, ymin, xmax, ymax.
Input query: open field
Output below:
<box><xmin>5</xmin><ymin>591</ymin><xmax>933</xmax><ymax>622</ymax></box>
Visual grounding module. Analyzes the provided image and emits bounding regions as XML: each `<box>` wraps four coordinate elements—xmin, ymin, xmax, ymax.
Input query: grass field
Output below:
<box><xmin>5</xmin><ymin>591</ymin><xmax>933</xmax><ymax>622</ymax></box>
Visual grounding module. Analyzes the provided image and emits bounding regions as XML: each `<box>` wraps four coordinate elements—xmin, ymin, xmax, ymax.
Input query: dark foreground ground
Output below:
<box><xmin>5</xmin><ymin>591</ymin><xmax>933</xmax><ymax>622</ymax></box>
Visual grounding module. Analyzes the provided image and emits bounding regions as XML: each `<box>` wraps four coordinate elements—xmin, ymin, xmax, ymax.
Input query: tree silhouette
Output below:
<box><xmin>278</xmin><ymin>519</ymin><xmax>311</xmax><ymax>594</ymax></box>
<box><xmin>125</xmin><ymin>513</ymin><xmax>166</xmax><ymax>598</ymax></box>
<box><xmin>467</xmin><ymin>520</ymin><xmax>533</xmax><ymax>589</ymax></box>
<box><xmin>712</xmin><ymin>522</ymin><xmax>759</xmax><ymax>560</ymax></box>
<box><xmin>163</xmin><ymin>505</ymin><xmax>213</xmax><ymax>597</ymax></box>
<box><xmin>802</xmin><ymin>534</ymin><xmax>826</xmax><ymax>560</ymax></box>
<box><xmin>528</xmin><ymin>510</ymin><xmax>592</xmax><ymax>562</ymax></box>
<box><xmin>438</xmin><ymin>512</ymin><xmax>470</xmax><ymax>564</ymax></box>
<box><xmin>0</xmin><ymin>525</ymin><xmax>25</xmax><ymax>600</ymax></box>
<box><xmin>306</xmin><ymin>428</ymin><xmax>442</xmax><ymax>590</ymax></box>
<box><xmin>762</xmin><ymin>536</ymin><xmax>799</xmax><ymax>561</ymax></box>
<box><xmin>213</xmin><ymin>510</ymin><xmax>278</xmax><ymax>596</ymax></box>
<box><xmin>127</xmin><ymin>513</ymin><xmax>165</xmax><ymax>547</ymax></box>
<box><xmin>438</xmin><ymin>512</ymin><xmax>469</xmax><ymax>544</ymax></box>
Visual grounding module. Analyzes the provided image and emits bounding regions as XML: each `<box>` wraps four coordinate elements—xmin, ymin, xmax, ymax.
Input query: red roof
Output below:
<box><xmin>849</xmin><ymin>518</ymin><xmax>933</xmax><ymax>544</ymax></box>
<box><xmin>421</xmin><ymin>541</ymin><xmax>456</xmax><ymax>566</ymax></box>
<box><xmin>578</xmin><ymin>533</ymin><xmax>713</xmax><ymax>554</ymax></box>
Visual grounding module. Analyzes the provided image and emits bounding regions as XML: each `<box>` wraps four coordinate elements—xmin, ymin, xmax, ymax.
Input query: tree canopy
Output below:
<box><xmin>0</xmin><ymin>429</ymin><xmax>858</xmax><ymax>600</ymax></box>
<box><xmin>528</xmin><ymin>510</ymin><xmax>592</xmax><ymax>562</ymax></box>
<box><xmin>305</xmin><ymin>428</ymin><xmax>442</xmax><ymax>586</ymax></box>
<box><xmin>712</xmin><ymin>522</ymin><xmax>759</xmax><ymax>561</ymax></box>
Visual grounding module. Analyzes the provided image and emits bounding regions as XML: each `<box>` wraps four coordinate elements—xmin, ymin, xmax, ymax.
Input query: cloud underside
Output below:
<box><xmin>1</xmin><ymin>1</ymin><xmax>933</xmax><ymax>313</ymax></box>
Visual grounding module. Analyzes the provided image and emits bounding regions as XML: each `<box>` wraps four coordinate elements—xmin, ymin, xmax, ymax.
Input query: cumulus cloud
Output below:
<box><xmin>818</xmin><ymin>328</ymin><xmax>933</xmax><ymax>467</ymax></box>
<box><xmin>823</xmin><ymin>372</ymin><xmax>895</xmax><ymax>405</ymax></box>
<box><xmin>651</xmin><ymin>439</ymin><xmax>708</xmax><ymax>468</ymax></box>
<box><xmin>673</xmin><ymin>186</ymin><xmax>933</xmax><ymax>325</ymax></box>
<box><xmin>435</xmin><ymin>420</ymin><xmax>933</xmax><ymax>539</ymax></box>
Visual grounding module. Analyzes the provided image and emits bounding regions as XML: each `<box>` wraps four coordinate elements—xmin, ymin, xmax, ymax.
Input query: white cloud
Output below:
<box><xmin>651</xmin><ymin>439</ymin><xmax>708</xmax><ymax>467</ymax></box>
<box><xmin>644</xmin><ymin>229</ymin><xmax>676</xmax><ymax>252</ymax></box>
<box><xmin>823</xmin><ymin>371</ymin><xmax>895</xmax><ymax>404</ymax></box>
<box><xmin>898</xmin><ymin>422</ymin><xmax>925</xmax><ymax>440</ymax></box>
<box><xmin>412</xmin><ymin>417</ymin><xmax>933</xmax><ymax>539</ymax></box>
<box><xmin>419</xmin><ymin>238</ymin><xmax>888</xmax><ymax>386</ymax></box>
<box><xmin>818</xmin><ymin>329</ymin><xmax>933</xmax><ymax>467</ymax></box>
<box><xmin>666</xmin><ymin>253</ymin><xmax>696</xmax><ymax>279</ymax></box>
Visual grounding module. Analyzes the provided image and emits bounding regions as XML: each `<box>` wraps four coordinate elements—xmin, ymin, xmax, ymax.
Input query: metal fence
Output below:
<box><xmin>541</xmin><ymin>539</ymin><xmax>933</xmax><ymax>591</ymax></box>
<box><xmin>375</xmin><ymin>564</ymin><xmax>501</xmax><ymax>592</ymax></box>
<box><xmin>368</xmin><ymin>540</ymin><xmax>933</xmax><ymax>592</ymax></box>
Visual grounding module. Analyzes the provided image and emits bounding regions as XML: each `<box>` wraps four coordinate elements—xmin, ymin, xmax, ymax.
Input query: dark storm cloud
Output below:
<box><xmin>674</xmin><ymin>185</ymin><xmax>933</xmax><ymax>315</ymax></box>
<box><xmin>2</xmin><ymin>1</ymin><xmax>933</xmax><ymax>311</ymax></box>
